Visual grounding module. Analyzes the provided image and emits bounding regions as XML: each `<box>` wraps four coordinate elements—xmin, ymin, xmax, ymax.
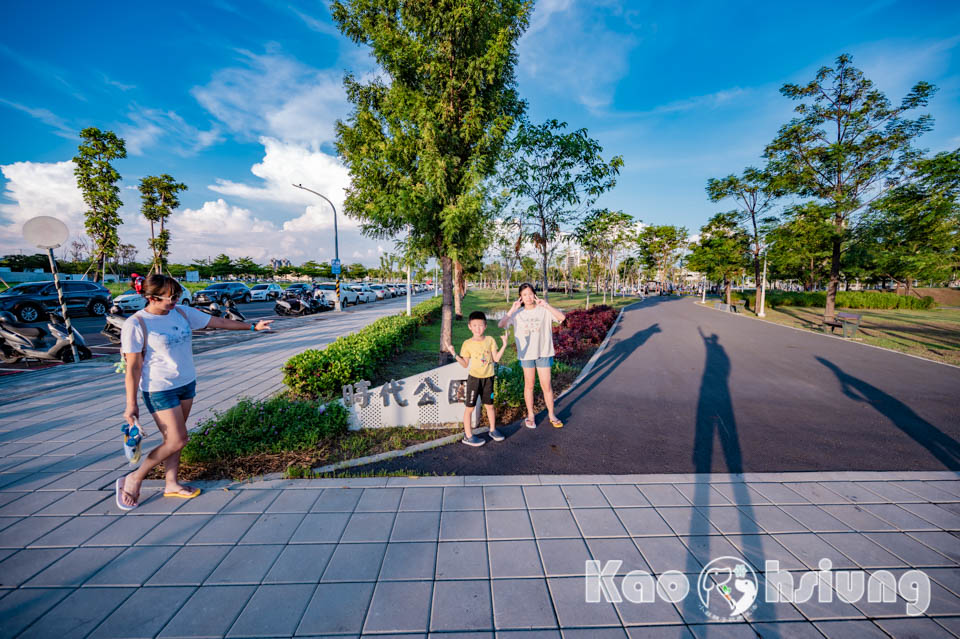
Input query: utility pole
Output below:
<box><xmin>292</xmin><ymin>184</ymin><xmax>341</xmax><ymax>312</ymax></box>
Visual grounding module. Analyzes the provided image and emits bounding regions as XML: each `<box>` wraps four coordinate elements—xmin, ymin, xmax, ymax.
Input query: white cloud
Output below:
<box><xmin>0</xmin><ymin>100</ymin><xmax>75</xmax><ymax>139</ymax></box>
<box><xmin>118</xmin><ymin>105</ymin><xmax>222</xmax><ymax>156</ymax></box>
<box><xmin>192</xmin><ymin>48</ymin><xmax>348</xmax><ymax>146</ymax></box>
<box><xmin>0</xmin><ymin>161</ymin><xmax>86</xmax><ymax>254</ymax></box>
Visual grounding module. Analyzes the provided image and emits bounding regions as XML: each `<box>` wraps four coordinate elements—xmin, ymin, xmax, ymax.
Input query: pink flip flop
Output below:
<box><xmin>115</xmin><ymin>477</ymin><xmax>138</xmax><ymax>511</ymax></box>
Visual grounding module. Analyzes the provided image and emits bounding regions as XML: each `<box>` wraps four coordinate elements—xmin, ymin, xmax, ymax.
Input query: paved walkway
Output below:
<box><xmin>1</xmin><ymin>472</ymin><xmax>959</xmax><ymax>637</ymax></box>
<box><xmin>367</xmin><ymin>297</ymin><xmax>960</xmax><ymax>476</ymax></box>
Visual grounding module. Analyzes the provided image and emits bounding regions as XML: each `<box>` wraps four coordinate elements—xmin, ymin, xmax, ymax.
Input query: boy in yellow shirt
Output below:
<box><xmin>447</xmin><ymin>311</ymin><xmax>509</xmax><ymax>446</ymax></box>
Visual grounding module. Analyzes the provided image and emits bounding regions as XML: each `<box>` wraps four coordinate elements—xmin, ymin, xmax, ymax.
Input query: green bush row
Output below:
<box><xmin>493</xmin><ymin>359</ymin><xmax>578</xmax><ymax>411</ymax></box>
<box><xmin>740</xmin><ymin>290</ymin><xmax>936</xmax><ymax>310</ymax></box>
<box><xmin>283</xmin><ymin>296</ymin><xmax>443</xmax><ymax>400</ymax></box>
<box><xmin>181</xmin><ymin>396</ymin><xmax>349</xmax><ymax>462</ymax></box>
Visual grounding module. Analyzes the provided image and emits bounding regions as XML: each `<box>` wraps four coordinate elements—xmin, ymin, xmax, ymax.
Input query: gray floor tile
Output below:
<box><xmin>935</xmin><ymin>616</ymin><xmax>960</xmax><ymax>635</ymax></box>
<box><xmin>380</xmin><ymin>542</ymin><xmax>437</xmax><ymax>580</ymax></box>
<box><xmin>172</xmin><ymin>488</ymin><xmax>237</xmax><ymax>514</ymax></box>
<box><xmin>599</xmin><ymin>485</ymin><xmax>652</xmax><ymax>508</ymax></box>
<box><xmin>782</xmin><ymin>483</ymin><xmax>850</xmax><ymax>504</ymax></box>
<box><xmin>923</xmin><ymin>480</ymin><xmax>960</xmax><ymax>498</ymax></box>
<box><xmin>290</xmin><ymin>511</ymin><xmax>351</xmax><ymax>543</ymax></box>
<box><xmin>187</xmin><ymin>513</ymin><xmax>258</xmax><ymax>544</ymax></box>
<box><xmin>355</xmin><ymin>487</ymin><xmax>403</xmax><ymax>512</ymax></box>
<box><xmin>749</xmin><ymin>621</ymin><xmax>824</xmax><ymax>639</ymax></box>
<box><xmin>146</xmin><ymin>545</ymin><xmax>233</xmax><ymax>586</ymax></box>
<box><xmin>135</xmin><ymin>514</ymin><xmax>212</xmax><ymax>545</ymax></box>
<box><xmin>617</xmin><ymin>508</ymin><xmax>674</xmax><ymax>536</ymax></box>
<box><xmin>747</xmin><ymin>483</ymin><xmax>811</xmax><ymax>506</ymax></box>
<box><xmin>158</xmin><ymin>584</ymin><xmax>255</xmax><ymax>638</ymax></box>
<box><xmin>206</xmin><ymin>544</ymin><xmax>284</xmax><ymax>584</ymax></box>
<box><xmin>297</xmin><ymin>581</ymin><xmax>375</xmax><ymax>635</ymax></box>
<box><xmin>907</xmin><ymin>531</ymin><xmax>960</xmax><ymax>563</ymax></box>
<box><xmin>773</xmin><ymin>533</ymin><xmax>857</xmax><ymax>570</ymax></box>
<box><xmin>778</xmin><ymin>506</ymin><xmax>852</xmax><ymax>533</ymax></box>
<box><xmin>861</xmin><ymin>504</ymin><xmax>942</xmax><ymax>531</ymax></box>
<box><xmin>899</xmin><ymin>503</ymin><xmax>960</xmax><ymax>530</ymax></box>
<box><xmin>854</xmin><ymin>481</ymin><xmax>925</xmax><ymax>503</ymax></box>
<box><xmin>437</xmin><ymin>541</ymin><xmax>489</xmax><ymax>579</ymax></box>
<box><xmin>30</xmin><ymin>515</ymin><xmax>115</xmax><ymax>547</ymax></box>
<box><xmin>656</xmin><ymin>507</ymin><xmax>719</xmax><ymax>536</ymax></box>
<box><xmin>399</xmin><ymin>487</ymin><xmax>444</xmax><ymax>511</ymax></box>
<box><xmin>633</xmin><ymin>536</ymin><xmax>703</xmax><ymax>574</ymax></box>
<box><xmin>538</xmin><ymin>538</ymin><xmax>594</xmax><ymax>577</ymax></box>
<box><xmin>724</xmin><ymin>534</ymin><xmax>806</xmax><ymax>572</ymax></box>
<box><xmin>530</xmin><ymin>509</ymin><xmax>580</xmax><ymax>539</ymax></box>
<box><xmin>322</xmin><ymin>542</ymin><xmax>386</xmax><ymax>581</ymax></box>
<box><xmin>548</xmin><ymin>576</ymin><xmax>621</xmax><ymax>627</ymax></box>
<box><xmin>695</xmin><ymin>506</ymin><xmax>762</xmax><ymax>535</ymax></box>
<box><xmin>484</xmin><ymin>486</ymin><xmax>526</xmax><ymax>509</ymax></box>
<box><xmin>499</xmin><ymin>630</ymin><xmax>562</xmax><ymax>639</ymax></box>
<box><xmin>637</xmin><ymin>485</ymin><xmax>690</xmax><ymax>507</ymax></box>
<box><xmin>613</xmin><ymin>577</ymin><xmax>684</xmax><ymax>626</ymax></box>
<box><xmin>818</xmin><ymin>532</ymin><xmax>907</xmax><ymax>568</ymax></box>
<box><xmin>875</xmin><ymin>617</ymin><xmax>954</xmax><ymax>638</ymax></box>
<box><xmin>309</xmin><ymin>487</ymin><xmax>362</xmax><ymax>512</ymax></box>
<box><xmin>573</xmin><ymin>508</ymin><xmax>629</xmax><ymax>537</ymax></box>
<box><xmin>561</xmin><ymin>485</ymin><xmax>609</xmax><ymax>508</ymax></box>
<box><xmin>441</xmin><ymin>510</ymin><xmax>487</xmax><ymax>541</ymax></box>
<box><xmin>741</xmin><ymin>505</ymin><xmax>808</xmax><ymax>534</ymax></box>
<box><xmin>818</xmin><ymin>505</ymin><xmax>897</xmax><ymax>532</ymax></box>
<box><xmin>219</xmin><ymin>489</ymin><xmax>281</xmax><ymax>513</ymax></box>
<box><xmin>0</xmin><ymin>547</ymin><xmax>70</xmax><ymax>587</ymax></box>
<box><xmin>490</xmin><ymin>540</ymin><xmax>544</xmax><ymax>578</ymax></box>
<box><xmin>88</xmin><ymin>586</ymin><xmax>195</xmax><ymax>639</ymax></box>
<box><xmin>85</xmin><ymin>545</ymin><xmax>179</xmax><ymax>586</ymax></box>
<box><xmin>818</xmin><ymin>481</ymin><xmax>888</xmax><ymax>504</ymax></box>
<box><xmin>0</xmin><ymin>490</ymin><xmax>69</xmax><ymax>516</ymax></box>
<box><xmin>265</xmin><ymin>489</ymin><xmax>323</xmax><ymax>513</ymax></box>
<box><xmin>709</xmin><ymin>483</ymin><xmax>772</xmax><ymax>506</ymax></box>
<box><xmin>492</xmin><ymin>578</ymin><xmax>557</xmax><ymax>629</ymax></box>
<box><xmin>686</xmin><ymin>624</ymin><xmax>758</xmax><ymax>638</ymax></box>
<box><xmin>82</xmin><ymin>514</ymin><xmax>157</xmax><ymax>546</ymax></box>
<box><xmin>35</xmin><ymin>490</ymin><xmax>110</xmax><ymax>516</ymax></box>
<box><xmin>522</xmin><ymin>486</ymin><xmax>567</xmax><ymax>509</ymax></box>
<box><xmin>364</xmin><ymin>580</ymin><xmax>433</xmax><ymax>633</ymax></box>
<box><xmin>892</xmin><ymin>481</ymin><xmax>959</xmax><ymax>502</ymax></box>
<box><xmin>227</xmin><ymin>583</ymin><xmax>316</xmax><ymax>637</ymax></box>
<box><xmin>264</xmin><ymin>543</ymin><xmax>335</xmax><ymax>584</ymax></box>
<box><xmin>625</xmin><ymin>625</ymin><xmax>695</xmax><ymax>638</ymax></box>
<box><xmin>0</xmin><ymin>587</ymin><xmax>72</xmax><ymax>639</ymax></box>
<box><xmin>487</xmin><ymin>510</ymin><xmax>534</xmax><ymax>540</ymax></box>
<box><xmin>814</xmin><ymin>619</ymin><xmax>886</xmax><ymax>638</ymax></box>
<box><xmin>865</xmin><ymin>532</ymin><xmax>954</xmax><ymax>566</ymax></box>
<box><xmin>678</xmin><ymin>534</ymin><xmax>745</xmax><ymax>568</ymax></box>
<box><xmin>392</xmin><ymin>511</ymin><xmax>441</xmax><ymax>542</ymax></box>
<box><xmin>444</xmin><ymin>486</ymin><xmax>485</xmax><ymax>510</ymax></box>
<box><xmin>18</xmin><ymin>586</ymin><xmax>134</xmax><ymax>639</ymax></box>
<box><xmin>341</xmin><ymin>511</ymin><xmax>396</xmax><ymax>542</ymax></box>
<box><xmin>238</xmin><ymin>512</ymin><xmax>305</xmax><ymax>544</ymax></box>
<box><xmin>675</xmin><ymin>484</ymin><xmax>734</xmax><ymax>507</ymax></box>
<box><xmin>585</xmin><ymin>538</ymin><xmax>650</xmax><ymax>575</ymax></box>
<box><xmin>0</xmin><ymin>515</ymin><xmax>70</xmax><ymax>547</ymax></box>
<box><xmin>430</xmin><ymin>579</ymin><xmax>493</xmax><ymax>632</ymax></box>
<box><xmin>25</xmin><ymin>546</ymin><xmax>124</xmax><ymax>586</ymax></box>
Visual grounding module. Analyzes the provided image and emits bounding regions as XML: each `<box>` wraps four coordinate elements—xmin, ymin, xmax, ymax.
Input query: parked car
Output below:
<box><xmin>368</xmin><ymin>284</ymin><xmax>386</xmax><ymax>300</ymax></box>
<box><xmin>192</xmin><ymin>282</ymin><xmax>253</xmax><ymax>306</ymax></box>
<box><xmin>249</xmin><ymin>283</ymin><xmax>283</xmax><ymax>301</ymax></box>
<box><xmin>112</xmin><ymin>287</ymin><xmax>191</xmax><ymax>312</ymax></box>
<box><xmin>313</xmin><ymin>282</ymin><xmax>358</xmax><ymax>306</ymax></box>
<box><xmin>0</xmin><ymin>280</ymin><xmax>113</xmax><ymax>323</ymax></box>
<box><xmin>348</xmin><ymin>284</ymin><xmax>377</xmax><ymax>304</ymax></box>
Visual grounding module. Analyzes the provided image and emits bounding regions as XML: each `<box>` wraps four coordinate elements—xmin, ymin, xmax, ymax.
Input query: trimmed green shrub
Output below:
<box><xmin>181</xmin><ymin>397</ymin><xmax>349</xmax><ymax>462</ymax></box>
<box><xmin>493</xmin><ymin>359</ymin><xmax>578</xmax><ymax>410</ymax></box>
<box><xmin>742</xmin><ymin>291</ymin><xmax>936</xmax><ymax>311</ymax></box>
<box><xmin>283</xmin><ymin>296</ymin><xmax>443</xmax><ymax>400</ymax></box>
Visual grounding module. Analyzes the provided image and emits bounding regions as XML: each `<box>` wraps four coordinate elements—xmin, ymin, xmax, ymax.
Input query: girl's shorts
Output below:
<box><xmin>142</xmin><ymin>380</ymin><xmax>197</xmax><ymax>414</ymax></box>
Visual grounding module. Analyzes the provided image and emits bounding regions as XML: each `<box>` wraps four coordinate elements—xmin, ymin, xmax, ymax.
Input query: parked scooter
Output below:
<box><xmin>0</xmin><ymin>311</ymin><xmax>92</xmax><ymax>364</ymax></box>
<box><xmin>202</xmin><ymin>299</ymin><xmax>246</xmax><ymax>322</ymax></box>
<box><xmin>275</xmin><ymin>291</ymin><xmax>313</xmax><ymax>317</ymax></box>
<box><xmin>101</xmin><ymin>305</ymin><xmax>125</xmax><ymax>345</ymax></box>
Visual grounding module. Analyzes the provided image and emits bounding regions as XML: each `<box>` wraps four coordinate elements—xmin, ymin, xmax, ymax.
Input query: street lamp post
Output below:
<box><xmin>292</xmin><ymin>184</ymin><xmax>341</xmax><ymax>312</ymax></box>
<box><xmin>757</xmin><ymin>253</ymin><xmax>769</xmax><ymax>318</ymax></box>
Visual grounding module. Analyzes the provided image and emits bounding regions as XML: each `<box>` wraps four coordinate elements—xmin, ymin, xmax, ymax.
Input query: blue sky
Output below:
<box><xmin>1</xmin><ymin>0</ymin><xmax>958</xmax><ymax>266</ymax></box>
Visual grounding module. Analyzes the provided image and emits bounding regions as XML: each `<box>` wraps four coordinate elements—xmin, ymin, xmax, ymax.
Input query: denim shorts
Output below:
<box><xmin>142</xmin><ymin>380</ymin><xmax>197</xmax><ymax>414</ymax></box>
<box><xmin>519</xmin><ymin>356</ymin><xmax>554</xmax><ymax>369</ymax></box>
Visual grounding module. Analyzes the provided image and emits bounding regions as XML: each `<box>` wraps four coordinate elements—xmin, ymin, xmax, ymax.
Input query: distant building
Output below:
<box><xmin>270</xmin><ymin>258</ymin><xmax>292</xmax><ymax>269</ymax></box>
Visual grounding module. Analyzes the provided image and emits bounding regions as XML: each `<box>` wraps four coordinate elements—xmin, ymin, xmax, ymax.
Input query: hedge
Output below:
<box><xmin>283</xmin><ymin>296</ymin><xmax>442</xmax><ymax>400</ymax></box>
<box><xmin>740</xmin><ymin>290</ymin><xmax>936</xmax><ymax>311</ymax></box>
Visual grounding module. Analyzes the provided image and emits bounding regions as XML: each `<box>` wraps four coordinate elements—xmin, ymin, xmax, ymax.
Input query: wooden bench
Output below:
<box><xmin>823</xmin><ymin>312</ymin><xmax>862</xmax><ymax>338</ymax></box>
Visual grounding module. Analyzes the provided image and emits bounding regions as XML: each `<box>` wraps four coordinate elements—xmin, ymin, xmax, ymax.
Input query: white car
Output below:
<box><xmin>249</xmin><ymin>283</ymin><xmax>283</xmax><ymax>301</ymax></box>
<box><xmin>313</xmin><ymin>283</ymin><xmax>358</xmax><ymax>306</ymax></box>
<box><xmin>368</xmin><ymin>284</ymin><xmax>386</xmax><ymax>300</ymax></box>
<box><xmin>112</xmin><ymin>287</ymin><xmax>191</xmax><ymax>312</ymax></box>
<box><xmin>349</xmin><ymin>284</ymin><xmax>377</xmax><ymax>304</ymax></box>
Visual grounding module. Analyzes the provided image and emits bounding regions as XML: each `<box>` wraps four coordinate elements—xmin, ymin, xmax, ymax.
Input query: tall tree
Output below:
<box><xmin>332</xmin><ymin>0</ymin><xmax>530</xmax><ymax>362</ymax></box>
<box><xmin>764</xmin><ymin>53</ymin><xmax>937</xmax><ymax>319</ymax></box>
<box><xmin>706</xmin><ymin>167</ymin><xmax>781</xmax><ymax>289</ymax></box>
<box><xmin>637</xmin><ymin>225</ymin><xmax>688</xmax><ymax>291</ymax></box>
<box><xmin>139</xmin><ymin>174</ymin><xmax>187</xmax><ymax>275</ymax></box>
<box><xmin>686</xmin><ymin>212</ymin><xmax>751</xmax><ymax>306</ymax></box>
<box><xmin>497</xmin><ymin>119</ymin><xmax>623</xmax><ymax>301</ymax></box>
<box><xmin>492</xmin><ymin>216</ymin><xmax>524</xmax><ymax>300</ymax></box>
<box><xmin>766</xmin><ymin>203</ymin><xmax>834</xmax><ymax>290</ymax></box>
<box><xmin>73</xmin><ymin>127</ymin><xmax>127</xmax><ymax>281</ymax></box>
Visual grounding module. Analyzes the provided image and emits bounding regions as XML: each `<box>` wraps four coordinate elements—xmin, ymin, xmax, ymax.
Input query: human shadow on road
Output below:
<box><xmin>816</xmin><ymin>356</ymin><xmax>960</xmax><ymax>470</ymax></box>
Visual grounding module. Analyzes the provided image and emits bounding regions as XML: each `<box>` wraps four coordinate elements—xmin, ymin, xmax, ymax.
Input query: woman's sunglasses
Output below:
<box><xmin>147</xmin><ymin>294</ymin><xmax>176</xmax><ymax>302</ymax></box>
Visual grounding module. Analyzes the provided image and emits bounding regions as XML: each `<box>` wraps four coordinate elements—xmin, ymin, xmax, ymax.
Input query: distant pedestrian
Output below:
<box><xmin>448</xmin><ymin>311</ymin><xmax>509</xmax><ymax>446</ymax></box>
<box><xmin>499</xmin><ymin>283</ymin><xmax>566</xmax><ymax>429</ymax></box>
<box><xmin>116</xmin><ymin>274</ymin><xmax>274</xmax><ymax>510</ymax></box>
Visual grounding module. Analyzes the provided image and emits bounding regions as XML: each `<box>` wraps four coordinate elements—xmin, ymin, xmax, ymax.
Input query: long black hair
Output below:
<box><xmin>518</xmin><ymin>282</ymin><xmax>535</xmax><ymax>303</ymax></box>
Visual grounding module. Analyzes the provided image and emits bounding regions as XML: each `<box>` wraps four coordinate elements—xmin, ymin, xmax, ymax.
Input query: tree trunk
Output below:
<box><xmin>585</xmin><ymin>259</ymin><xmax>591</xmax><ymax>308</ymax></box>
<box><xmin>453</xmin><ymin>260</ymin><xmax>464</xmax><ymax>320</ymax></box>
<box><xmin>540</xmin><ymin>250</ymin><xmax>549</xmax><ymax>303</ymax></box>
<box><xmin>439</xmin><ymin>256</ymin><xmax>455</xmax><ymax>365</ymax></box>
<box><xmin>725</xmin><ymin>278</ymin><xmax>732</xmax><ymax>306</ymax></box>
<box><xmin>824</xmin><ymin>233</ymin><xmax>841</xmax><ymax>320</ymax></box>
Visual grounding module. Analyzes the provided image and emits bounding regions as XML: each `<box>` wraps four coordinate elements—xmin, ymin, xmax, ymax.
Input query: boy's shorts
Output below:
<box><xmin>465</xmin><ymin>375</ymin><xmax>494</xmax><ymax>407</ymax></box>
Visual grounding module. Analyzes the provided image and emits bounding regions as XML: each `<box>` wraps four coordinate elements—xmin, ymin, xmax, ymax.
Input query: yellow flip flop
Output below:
<box><xmin>163</xmin><ymin>487</ymin><xmax>202</xmax><ymax>499</ymax></box>
<box><xmin>550</xmin><ymin>419</ymin><xmax>563</xmax><ymax>429</ymax></box>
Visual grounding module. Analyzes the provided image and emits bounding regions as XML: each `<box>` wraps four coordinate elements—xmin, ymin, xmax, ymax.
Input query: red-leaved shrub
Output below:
<box><xmin>552</xmin><ymin>305</ymin><xmax>617</xmax><ymax>361</ymax></box>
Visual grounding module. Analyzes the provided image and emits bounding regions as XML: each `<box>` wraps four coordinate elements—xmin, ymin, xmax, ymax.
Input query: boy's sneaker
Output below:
<box><xmin>488</xmin><ymin>429</ymin><xmax>505</xmax><ymax>442</ymax></box>
<box><xmin>461</xmin><ymin>435</ymin><xmax>486</xmax><ymax>447</ymax></box>
<box><xmin>121</xmin><ymin>424</ymin><xmax>142</xmax><ymax>464</ymax></box>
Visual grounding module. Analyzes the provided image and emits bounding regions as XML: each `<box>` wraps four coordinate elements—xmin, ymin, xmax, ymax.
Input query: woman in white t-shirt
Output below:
<box><xmin>499</xmin><ymin>283</ymin><xmax>565</xmax><ymax>429</ymax></box>
<box><xmin>116</xmin><ymin>274</ymin><xmax>274</xmax><ymax>510</ymax></box>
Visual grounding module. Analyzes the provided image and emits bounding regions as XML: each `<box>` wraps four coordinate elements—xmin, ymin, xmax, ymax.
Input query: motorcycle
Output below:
<box><xmin>0</xmin><ymin>311</ymin><xmax>92</xmax><ymax>364</ymax></box>
<box><xmin>274</xmin><ymin>291</ymin><xmax>318</xmax><ymax>317</ymax></box>
<box><xmin>101</xmin><ymin>305</ymin><xmax>125</xmax><ymax>345</ymax></box>
<box><xmin>201</xmin><ymin>299</ymin><xmax>246</xmax><ymax>322</ymax></box>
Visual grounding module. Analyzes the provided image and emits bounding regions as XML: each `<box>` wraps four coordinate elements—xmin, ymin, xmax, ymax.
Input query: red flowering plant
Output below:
<box><xmin>552</xmin><ymin>305</ymin><xmax>617</xmax><ymax>361</ymax></box>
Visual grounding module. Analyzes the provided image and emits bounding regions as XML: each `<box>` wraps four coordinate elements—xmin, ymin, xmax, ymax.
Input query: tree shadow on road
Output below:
<box><xmin>816</xmin><ymin>356</ymin><xmax>960</xmax><ymax>470</ymax></box>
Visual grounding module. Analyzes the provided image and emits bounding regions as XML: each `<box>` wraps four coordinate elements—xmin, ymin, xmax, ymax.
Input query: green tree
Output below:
<box><xmin>766</xmin><ymin>204</ymin><xmax>834</xmax><ymax>290</ymax></box>
<box><xmin>765</xmin><ymin>53</ymin><xmax>937</xmax><ymax>319</ymax></box>
<box><xmin>686</xmin><ymin>212</ymin><xmax>751</xmax><ymax>305</ymax></box>
<box><xmin>139</xmin><ymin>174</ymin><xmax>187</xmax><ymax>275</ymax></box>
<box><xmin>210</xmin><ymin>254</ymin><xmax>234</xmax><ymax>279</ymax></box>
<box><xmin>73</xmin><ymin>127</ymin><xmax>127</xmax><ymax>281</ymax></box>
<box><xmin>332</xmin><ymin>0</ymin><xmax>530</xmax><ymax>361</ymax></box>
<box><xmin>234</xmin><ymin>257</ymin><xmax>261</xmax><ymax>278</ymax></box>
<box><xmin>706</xmin><ymin>167</ymin><xmax>781</xmax><ymax>289</ymax></box>
<box><xmin>637</xmin><ymin>225</ymin><xmax>688</xmax><ymax>291</ymax></box>
<box><xmin>498</xmin><ymin>119</ymin><xmax>623</xmax><ymax>301</ymax></box>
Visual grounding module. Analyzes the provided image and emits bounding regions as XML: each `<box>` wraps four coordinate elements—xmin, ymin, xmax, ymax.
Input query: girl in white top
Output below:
<box><xmin>116</xmin><ymin>274</ymin><xmax>274</xmax><ymax>510</ymax></box>
<box><xmin>499</xmin><ymin>283</ymin><xmax>565</xmax><ymax>429</ymax></box>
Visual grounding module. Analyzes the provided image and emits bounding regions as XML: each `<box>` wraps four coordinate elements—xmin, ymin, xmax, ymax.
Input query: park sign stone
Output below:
<box><xmin>342</xmin><ymin>362</ymin><xmax>479</xmax><ymax>430</ymax></box>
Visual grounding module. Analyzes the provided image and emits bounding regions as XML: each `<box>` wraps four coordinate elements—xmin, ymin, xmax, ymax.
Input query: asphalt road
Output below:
<box><xmin>366</xmin><ymin>296</ymin><xmax>960</xmax><ymax>475</ymax></box>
